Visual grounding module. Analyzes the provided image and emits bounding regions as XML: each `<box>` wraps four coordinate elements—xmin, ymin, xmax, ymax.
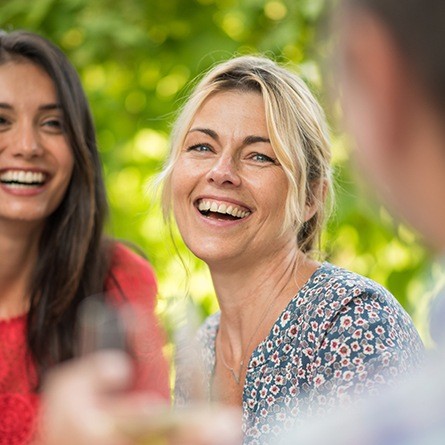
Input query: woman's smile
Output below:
<box><xmin>0</xmin><ymin>168</ymin><xmax>49</xmax><ymax>195</ymax></box>
<box><xmin>195</xmin><ymin>197</ymin><xmax>252</xmax><ymax>221</ymax></box>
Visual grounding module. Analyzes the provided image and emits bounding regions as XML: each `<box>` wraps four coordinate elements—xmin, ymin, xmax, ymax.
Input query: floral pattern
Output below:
<box><xmin>175</xmin><ymin>263</ymin><xmax>424</xmax><ymax>445</ymax></box>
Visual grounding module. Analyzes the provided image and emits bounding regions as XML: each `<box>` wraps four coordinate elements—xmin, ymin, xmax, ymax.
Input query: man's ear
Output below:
<box><xmin>342</xmin><ymin>12</ymin><xmax>411</xmax><ymax>151</ymax></box>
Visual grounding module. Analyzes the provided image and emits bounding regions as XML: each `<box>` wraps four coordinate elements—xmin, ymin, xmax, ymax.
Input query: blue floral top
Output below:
<box><xmin>175</xmin><ymin>263</ymin><xmax>424</xmax><ymax>445</ymax></box>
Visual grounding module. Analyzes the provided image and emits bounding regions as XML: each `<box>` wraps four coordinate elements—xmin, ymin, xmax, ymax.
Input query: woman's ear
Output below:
<box><xmin>304</xmin><ymin>179</ymin><xmax>328</xmax><ymax>223</ymax></box>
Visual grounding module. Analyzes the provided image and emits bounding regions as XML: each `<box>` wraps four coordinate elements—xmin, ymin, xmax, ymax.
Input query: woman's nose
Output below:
<box><xmin>206</xmin><ymin>154</ymin><xmax>241</xmax><ymax>187</ymax></box>
<box><xmin>13</xmin><ymin>123</ymin><xmax>42</xmax><ymax>158</ymax></box>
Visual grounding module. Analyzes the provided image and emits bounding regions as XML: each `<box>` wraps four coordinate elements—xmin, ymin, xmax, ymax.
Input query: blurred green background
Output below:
<box><xmin>1</xmin><ymin>0</ymin><xmax>437</xmax><ymax>342</ymax></box>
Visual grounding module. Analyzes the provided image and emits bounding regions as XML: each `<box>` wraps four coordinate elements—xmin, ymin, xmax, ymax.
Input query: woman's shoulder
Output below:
<box><xmin>304</xmin><ymin>262</ymin><xmax>397</xmax><ymax>305</ymax></box>
<box><xmin>197</xmin><ymin>312</ymin><xmax>221</xmax><ymax>342</ymax></box>
<box><xmin>289</xmin><ymin>263</ymin><xmax>424</xmax><ymax>378</ymax></box>
<box><xmin>175</xmin><ymin>312</ymin><xmax>220</xmax><ymax>387</ymax></box>
<box><xmin>105</xmin><ymin>241</ymin><xmax>157</xmax><ymax>302</ymax></box>
<box><xmin>109</xmin><ymin>241</ymin><xmax>155</xmax><ymax>271</ymax></box>
<box><xmin>299</xmin><ymin>262</ymin><xmax>422</xmax><ymax>345</ymax></box>
<box><xmin>295</xmin><ymin>262</ymin><xmax>419</xmax><ymax>334</ymax></box>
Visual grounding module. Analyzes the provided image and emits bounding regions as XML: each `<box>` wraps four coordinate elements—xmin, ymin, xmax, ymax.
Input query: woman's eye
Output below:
<box><xmin>187</xmin><ymin>143</ymin><xmax>213</xmax><ymax>153</ymax></box>
<box><xmin>0</xmin><ymin>116</ymin><xmax>11</xmax><ymax>127</ymax></box>
<box><xmin>251</xmin><ymin>152</ymin><xmax>276</xmax><ymax>163</ymax></box>
<box><xmin>42</xmin><ymin>118</ymin><xmax>64</xmax><ymax>132</ymax></box>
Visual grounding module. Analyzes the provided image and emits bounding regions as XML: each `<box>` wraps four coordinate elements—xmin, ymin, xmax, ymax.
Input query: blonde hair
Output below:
<box><xmin>159</xmin><ymin>55</ymin><xmax>333</xmax><ymax>254</ymax></box>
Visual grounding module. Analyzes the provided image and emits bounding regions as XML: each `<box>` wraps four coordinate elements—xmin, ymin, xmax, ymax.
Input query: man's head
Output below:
<box><xmin>335</xmin><ymin>0</ymin><xmax>445</xmax><ymax>251</ymax></box>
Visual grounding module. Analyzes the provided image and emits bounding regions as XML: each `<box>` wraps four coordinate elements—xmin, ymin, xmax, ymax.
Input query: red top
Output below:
<box><xmin>0</xmin><ymin>243</ymin><xmax>170</xmax><ymax>444</ymax></box>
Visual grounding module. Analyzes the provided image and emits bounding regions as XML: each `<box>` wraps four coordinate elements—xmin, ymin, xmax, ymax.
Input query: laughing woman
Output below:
<box><xmin>0</xmin><ymin>30</ymin><xmax>169</xmax><ymax>444</ymax></box>
<box><xmin>161</xmin><ymin>56</ymin><xmax>424</xmax><ymax>444</ymax></box>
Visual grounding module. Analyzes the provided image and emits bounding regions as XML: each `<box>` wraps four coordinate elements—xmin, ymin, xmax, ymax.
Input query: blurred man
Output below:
<box><xmin>337</xmin><ymin>0</ymin><xmax>445</xmax><ymax>255</ymax></box>
<box><xmin>281</xmin><ymin>1</ymin><xmax>445</xmax><ymax>443</ymax></box>
<box><xmin>336</xmin><ymin>0</ymin><xmax>445</xmax><ymax>344</ymax></box>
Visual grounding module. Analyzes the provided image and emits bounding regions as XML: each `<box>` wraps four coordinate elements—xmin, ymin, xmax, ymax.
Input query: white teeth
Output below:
<box><xmin>197</xmin><ymin>199</ymin><xmax>251</xmax><ymax>219</ymax></box>
<box><xmin>0</xmin><ymin>170</ymin><xmax>46</xmax><ymax>185</ymax></box>
<box><xmin>198</xmin><ymin>201</ymin><xmax>209</xmax><ymax>212</ymax></box>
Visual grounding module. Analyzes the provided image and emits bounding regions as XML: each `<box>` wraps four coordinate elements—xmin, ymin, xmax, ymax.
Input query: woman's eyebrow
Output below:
<box><xmin>188</xmin><ymin>128</ymin><xmax>270</xmax><ymax>146</ymax></box>
<box><xmin>39</xmin><ymin>103</ymin><xmax>62</xmax><ymax>111</ymax></box>
<box><xmin>188</xmin><ymin>127</ymin><xmax>219</xmax><ymax>140</ymax></box>
<box><xmin>243</xmin><ymin>135</ymin><xmax>270</xmax><ymax>145</ymax></box>
<box><xmin>0</xmin><ymin>103</ymin><xmax>61</xmax><ymax>110</ymax></box>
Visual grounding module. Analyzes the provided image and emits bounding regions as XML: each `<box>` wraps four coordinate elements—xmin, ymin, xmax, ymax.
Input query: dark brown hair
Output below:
<box><xmin>344</xmin><ymin>0</ymin><xmax>445</xmax><ymax>116</ymax></box>
<box><xmin>0</xmin><ymin>30</ymin><xmax>111</xmax><ymax>386</ymax></box>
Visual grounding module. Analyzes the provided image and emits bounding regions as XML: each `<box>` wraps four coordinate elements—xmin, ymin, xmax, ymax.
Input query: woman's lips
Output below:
<box><xmin>196</xmin><ymin>198</ymin><xmax>251</xmax><ymax>220</ymax></box>
<box><xmin>0</xmin><ymin>169</ymin><xmax>48</xmax><ymax>188</ymax></box>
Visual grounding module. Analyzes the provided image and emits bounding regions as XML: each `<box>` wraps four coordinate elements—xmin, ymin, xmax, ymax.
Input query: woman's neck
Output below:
<box><xmin>209</xmin><ymin>241</ymin><xmax>319</xmax><ymax>359</ymax></box>
<box><xmin>0</xmin><ymin>222</ymin><xmax>41</xmax><ymax>318</ymax></box>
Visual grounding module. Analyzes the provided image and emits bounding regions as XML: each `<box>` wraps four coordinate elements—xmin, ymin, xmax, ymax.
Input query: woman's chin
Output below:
<box><xmin>191</xmin><ymin>247</ymin><xmax>247</xmax><ymax>270</ymax></box>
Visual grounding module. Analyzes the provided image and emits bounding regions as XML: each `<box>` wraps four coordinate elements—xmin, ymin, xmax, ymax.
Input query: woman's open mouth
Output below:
<box><xmin>0</xmin><ymin>170</ymin><xmax>47</xmax><ymax>189</ymax></box>
<box><xmin>196</xmin><ymin>199</ymin><xmax>251</xmax><ymax>221</ymax></box>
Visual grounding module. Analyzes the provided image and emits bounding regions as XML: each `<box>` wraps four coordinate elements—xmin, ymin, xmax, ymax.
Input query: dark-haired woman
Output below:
<box><xmin>0</xmin><ymin>30</ymin><xmax>169</xmax><ymax>444</ymax></box>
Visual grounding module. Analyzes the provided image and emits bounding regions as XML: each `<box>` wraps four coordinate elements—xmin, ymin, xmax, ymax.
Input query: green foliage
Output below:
<box><xmin>0</xmin><ymin>0</ymin><xmax>433</xmax><ymax>338</ymax></box>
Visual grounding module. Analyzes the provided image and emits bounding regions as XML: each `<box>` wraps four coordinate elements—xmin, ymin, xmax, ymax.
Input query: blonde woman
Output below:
<box><xmin>160</xmin><ymin>55</ymin><xmax>424</xmax><ymax>443</ymax></box>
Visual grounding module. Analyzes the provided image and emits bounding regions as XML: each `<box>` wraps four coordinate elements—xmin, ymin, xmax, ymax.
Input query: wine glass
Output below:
<box><xmin>76</xmin><ymin>295</ymin><xmax>241</xmax><ymax>445</ymax></box>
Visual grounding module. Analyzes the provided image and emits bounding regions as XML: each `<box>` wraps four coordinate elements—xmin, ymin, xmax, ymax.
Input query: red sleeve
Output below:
<box><xmin>104</xmin><ymin>242</ymin><xmax>171</xmax><ymax>402</ymax></box>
